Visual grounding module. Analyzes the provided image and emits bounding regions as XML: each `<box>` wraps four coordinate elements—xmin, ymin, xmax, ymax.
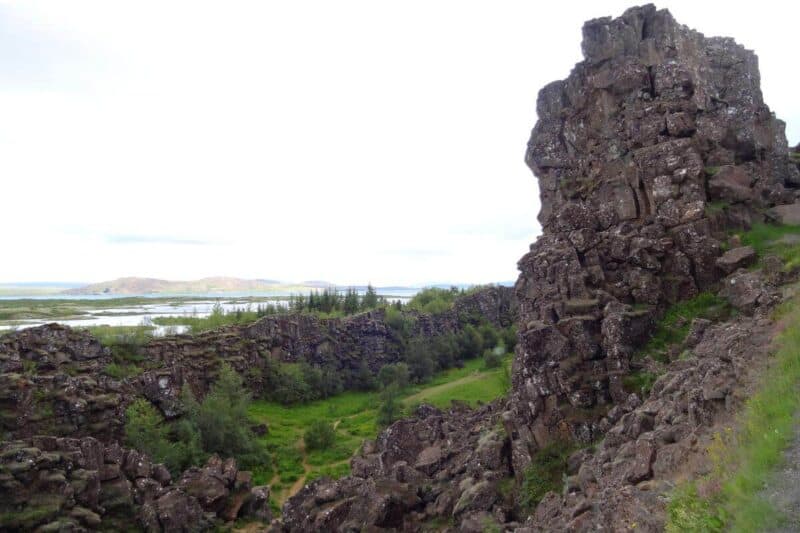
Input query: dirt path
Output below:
<box><xmin>279</xmin><ymin>418</ymin><xmax>344</xmax><ymax>505</ymax></box>
<box><xmin>285</xmin><ymin>441</ymin><xmax>312</xmax><ymax>504</ymax></box>
<box><xmin>401</xmin><ymin>370</ymin><xmax>491</xmax><ymax>405</ymax></box>
<box><xmin>760</xmin><ymin>415</ymin><xmax>800</xmax><ymax>532</ymax></box>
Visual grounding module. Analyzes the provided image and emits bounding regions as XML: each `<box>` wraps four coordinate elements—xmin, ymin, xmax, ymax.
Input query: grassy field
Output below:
<box><xmin>247</xmin><ymin>356</ymin><xmax>510</xmax><ymax>509</ymax></box>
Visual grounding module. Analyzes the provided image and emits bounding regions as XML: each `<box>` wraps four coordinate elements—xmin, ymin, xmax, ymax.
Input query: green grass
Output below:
<box><xmin>666</xmin><ymin>291</ymin><xmax>800</xmax><ymax>532</ymax></box>
<box><xmin>247</xmin><ymin>356</ymin><xmax>510</xmax><ymax>510</ymax></box>
<box><xmin>622</xmin><ymin>370</ymin><xmax>658</xmax><ymax>396</ymax></box>
<box><xmin>738</xmin><ymin>223</ymin><xmax>800</xmax><ymax>271</ymax></box>
<box><xmin>637</xmin><ymin>292</ymin><xmax>731</xmax><ymax>363</ymax></box>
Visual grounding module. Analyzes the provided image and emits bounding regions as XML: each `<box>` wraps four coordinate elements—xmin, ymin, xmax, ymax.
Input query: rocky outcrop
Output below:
<box><xmin>140</xmin><ymin>286</ymin><xmax>515</xmax><ymax>417</ymax></box>
<box><xmin>521</xmin><ymin>272</ymin><xmax>779</xmax><ymax>531</ymax></box>
<box><xmin>280</xmin><ymin>401</ymin><xmax>516</xmax><ymax>532</ymax></box>
<box><xmin>0</xmin><ymin>325</ymin><xmax>130</xmax><ymax>442</ymax></box>
<box><xmin>0</xmin><ymin>436</ymin><xmax>270</xmax><ymax>532</ymax></box>
<box><xmin>510</xmin><ymin>3</ymin><xmax>799</xmax><ymax>472</ymax></box>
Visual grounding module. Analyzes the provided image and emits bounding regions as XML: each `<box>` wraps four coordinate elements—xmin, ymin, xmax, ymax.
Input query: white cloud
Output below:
<box><xmin>0</xmin><ymin>1</ymin><xmax>797</xmax><ymax>285</ymax></box>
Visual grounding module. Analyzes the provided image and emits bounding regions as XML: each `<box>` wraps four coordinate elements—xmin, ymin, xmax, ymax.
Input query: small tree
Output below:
<box><xmin>186</xmin><ymin>363</ymin><xmax>266</xmax><ymax>467</ymax></box>
<box><xmin>404</xmin><ymin>337</ymin><xmax>436</xmax><ymax>383</ymax></box>
<box><xmin>457</xmin><ymin>324</ymin><xmax>484</xmax><ymax>359</ymax></box>
<box><xmin>376</xmin><ymin>384</ymin><xmax>404</xmax><ymax>427</ymax></box>
<box><xmin>125</xmin><ymin>399</ymin><xmax>171</xmax><ymax>459</ymax></box>
<box><xmin>304</xmin><ymin>420</ymin><xmax>335</xmax><ymax>451</ymax></box>
<box><xmin>377</xmin><ymin>362</ymin><xmax>410</xmax><ymax>390</ymax></box>
<box><xmin>343</xmin><ymin>288</ymin><xmax>360</xmax><ymax>315</ymax></box>
<box><xmin>361</xmin><ymin>284</ymin><xmax>379</xmax><ymax>310</ymax></box>
<box><xmin>478</xmin><ymin>323</ymin><xmax>499</xmax><ymax>350</ymax></box>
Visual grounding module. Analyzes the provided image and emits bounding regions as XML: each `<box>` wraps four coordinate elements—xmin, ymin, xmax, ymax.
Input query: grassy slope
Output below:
<box><xmin>667</xmin><ymin>223</ymin><xmax>800</xmax><ymax>531</ymax></box>
<box><xmin>248</xmin><ymin>356</ymin><xmax>510</xmax><ymax>508</ymax></box>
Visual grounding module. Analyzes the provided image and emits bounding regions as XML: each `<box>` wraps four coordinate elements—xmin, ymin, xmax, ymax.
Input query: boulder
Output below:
<box><xmin>769</xmin><ymin>203</ymin><xmax>800</xmax><ymax>225</ymax></box>
<box><xmin>708</xmin><ymin>165</ymin><xmax>753</xmax><ymax>203</ymax></box>
<box><xmin>715</xmin><ymin>246</ymin><xmax>756</xmax><ymax>274</ymax></box>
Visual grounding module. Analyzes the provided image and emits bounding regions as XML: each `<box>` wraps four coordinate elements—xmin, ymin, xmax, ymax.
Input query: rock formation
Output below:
<box><xmin>509</xmin><ymin>2</ymin><xmax>799</xmax><ymax>471</ymax></box>
<box><xmin>0</xmin><ymin>436</ymin><xmax>270</xmax><ymax>531</ymax></box>
<box><xmin>0</xmin><ymin>325</ymin><xmax>130</xmax><ymax>442</ymax></box>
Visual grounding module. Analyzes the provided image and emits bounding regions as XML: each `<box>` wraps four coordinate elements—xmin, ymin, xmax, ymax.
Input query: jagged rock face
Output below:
<box><xmin>523</xmin><ymin>276</ymin><xmax>779</xmax><ymax>531</ymax></box>
<box><xmin>0</xmin><ymin>324</ymin><xmax>130</xmax><ymax>441</ymax></box>
<box><xmin>279</xmin><ymin>402</ymin><xmax>516</xmax><ymax>532</ymax></box>
<box><xmin>511</xmin><ymin>3</ymin><xmax>798</xmax><ymax>465</ymax></box>
<box><xmin>141</xmin><ymin>286</ymin><xmax>515</xmax><ymax>417</ymax></box>
<box><xmin>0</xmin><ymin>436</ymin><xmax>270</xmax><ymax>531</ymax></box>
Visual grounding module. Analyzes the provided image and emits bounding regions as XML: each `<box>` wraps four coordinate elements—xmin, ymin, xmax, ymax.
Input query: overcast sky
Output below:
<box><xmin>1</xmin><ymin>1</ymin><xmax>798</xmax><ymax>286</ymax></box>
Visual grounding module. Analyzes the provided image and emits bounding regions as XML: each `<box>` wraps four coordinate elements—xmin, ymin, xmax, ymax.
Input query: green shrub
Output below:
<box><xmin>404</xmin><ymin>337</ymin><xmax>436</xmax><ymax>383</ymax></box>
<box><xmin>124</xmin><ymin>399</ymin><xmax>192</xmax><ymax>474</ymax></box>
<box><xmin>377</xmin><ymin>362</ymin><xmax>410</xmax><ymax>390</ymax></box>
<box><xmin>103</xmin><ymin>362</ymin><xmax>141</xmax><ymax>380</ymax></box>
<box><xmin>520</xmin><ymin>442</ymin><xmax>575</xmax><ymax>511</ymax></box>
<box><xmin>456</xmin><ymin>324</ymin><xmax>484</xmax><ymax>359</ymax></box>
<box><xmin>304</xmin><ymin>420</ymin><xmax>336</xmax><ymax>451</ymax></box>
<box><xmin>407</xmin><ymin>287</ymin><xmax>460</xmax><ymax>314</ymax></box>
<box><xmin>478</xmin><ymin>323</ymin><xmax>499</xmax><ymax>351</ymax></box>
<box><xmin>483</xmin><ymin>344</ymin><xmax>505</xmax><ymax>369</ymax></box>
<box><xmin>377</xmin><ymin>384</ymin><xmax>404</xmax><ymax>427</ymax></box>
<box><xmin>638</xmin><ymin>292</ymin><xmax>730</xmax><ymax>362</ymax></box>
<box><xmin>622</xmin><ymin>371</ymin><xmax>658</xmax><ymax>397</ymax></box>
<box><xmin>182</xmin><ymin>363</ymin><xmax>268</xmax><ymax>469</ymax></box>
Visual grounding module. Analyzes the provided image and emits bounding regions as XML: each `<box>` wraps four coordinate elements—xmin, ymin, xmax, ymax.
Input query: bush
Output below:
<box><xmin>125</xmin><ymin>399</ymin><xmax>195</xmax><ymax>474</ymax></box>
<box><xmin>384</xmin><ymin>307</ymin><xmax>416</xmax><ymax>339</ymax></box>
<box><xmin>304</xmin><ymin>420</ymin><xmax>336</xmax><ymax>451</ymax></box>
<box><xmin>376</xmin><ymin>384</ymin><xmax>404</xmax><ymax>427</ymax></box>
<box><xmin>407</xmin><ymin>287</ymin><xmax>460</xmax><ymax>314</ymax></box>
<box><xmin>431</xmin><ymin>333</ymin><xmax>458</xmax><ymax>370</ymax></box>
<box><xmin>520</xmin><ymin>442</ymin><xmax>575</xmax><ymax>511</ymax></box>
<box><xmin>501</xmin><ymin>325</ymin><xmax>518</xmax><ymax>352</ymax></box>
<box><xmin>483</xmin><ymin>343</ymin><xmax>505</xmax><ymax>369</ymax></box>
<box><xmin>477</xmin><ymin>323</ymin><xmax>499</xmax><ymax>351</ymax></box>
<box><xmin>404</xmin><ymin>337</ymin><xmax>436</xmax><ymax>383</ymax></box>
<box><xmin>377</xmin><ymin>362</ymin><xmax>410</xmax><ymax>390</ymax></box>
<box><xmin>183</xmin><ymin>364</ymin><xmax>266</xmax><ymax>466</ymax></box>
<box><xmin>457</xmin><ymin>324</ymin><xmax>484</xmax><ymax>359</ymax></box>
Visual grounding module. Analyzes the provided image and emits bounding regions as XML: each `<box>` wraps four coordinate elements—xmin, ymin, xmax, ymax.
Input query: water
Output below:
<box><xmin>0</xmin><ymin>292</ymin><xmax>413</xmax><ymax>332</ymax></box>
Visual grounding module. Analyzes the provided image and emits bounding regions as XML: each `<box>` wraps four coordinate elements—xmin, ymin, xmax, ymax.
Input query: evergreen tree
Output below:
<box><xmin>343</xmin><ymin>288</ymin><xmax>360</xmax><ymax>315</ymax></box>
<box><xmin>361</xmin><ymin>283</ymin><xmax>379</xmax><ymax>310</ymax></box>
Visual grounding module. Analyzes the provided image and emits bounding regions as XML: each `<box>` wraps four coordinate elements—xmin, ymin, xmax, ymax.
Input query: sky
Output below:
<box><xmin>1</xmin><ymin>1</ymin><xmax>798</xmax><ymax>286</ymax></box>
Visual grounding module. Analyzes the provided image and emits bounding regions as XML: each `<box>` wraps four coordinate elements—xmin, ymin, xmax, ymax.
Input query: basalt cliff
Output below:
<box><xmin>275</xmin><ymin>4</ymin><xmax>800</xmax><ymax>532</ymax></box>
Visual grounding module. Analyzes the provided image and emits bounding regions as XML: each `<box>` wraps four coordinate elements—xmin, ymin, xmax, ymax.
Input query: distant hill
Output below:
<box><xmin>61</xmin><ymin>277</ymin><xmax>320</xmax><ymax>295</ymax></box>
